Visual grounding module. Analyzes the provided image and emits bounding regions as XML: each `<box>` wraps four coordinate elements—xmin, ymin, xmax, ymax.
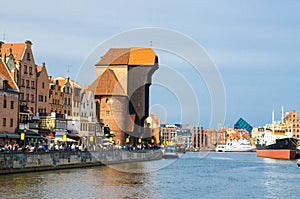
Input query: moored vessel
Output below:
<box><xmin>255</xmin><ymin>109</ymin><xmax>299</xmax><ymax>160</ymax></box>
<box><xmin>215</xmin><ymin>139</ymin><xmax>256</xmax><ymax>152</ymax></box>
<box><xmin>256</xmin><ymin>137</ymin><xmax>297</xmax><ymax>160</ymax></box>
<box><xmin>163</xmin><ymin>144</ymin><xmax>179</xmax><ymax>159</ymax></box>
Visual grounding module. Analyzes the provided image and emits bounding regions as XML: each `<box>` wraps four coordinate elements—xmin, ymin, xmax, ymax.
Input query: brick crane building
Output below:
<box><xmin>91</xmin><ymin>48</ymin><xmax>158</xmax><ymax>145</ymax></box>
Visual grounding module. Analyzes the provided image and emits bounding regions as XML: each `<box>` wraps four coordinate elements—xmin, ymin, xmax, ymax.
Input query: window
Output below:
<box><xmin>27</xmin><ymin>53</ymin><xmax>30</xmax><ymax>60</ymax></box>
<box><xmin>29</xmin><ymin>67</ymin><xmax>33</xmax><ymax>75</ymax></box>
<box><xmin>21</xmin><ymin>93</ymin><xmax>24</xmax><ymax>100</ymax></box>
<box><xmin>21</xmin><ymin>79</ymin><xmax>24</xmax><ymax>87</ymax></box>
<box><xmin>38</xmin><ymin>95</ymin><xmax>43</xmax><ymax>102</ymax></box>
<box><xmin>42</xmin><ymin>82</ymin><xmax>44</xmax><ymax>89</ymax></box>
<box><xmin>31</xmin><ymin>81</ymin><xmax>35</xmax><ymax>88</ymax></box>
<box><xmin>44</xmin><ymin>96</ymin><xmax>47</xmax><ymax>102</ymax></box>
<box><xmin>24</xmin><ymin>65</ymin><xmax>28</xmax><ymax>74</ymax></box>
<box><xmin>31</xmin><ymin>94</ymin><xmax>34</xmax><ymax>102</ymax></box>
<box><xmin>3</xmin><ymin>96</ymin><xmax>7</xmax><ymax>108</ymax></box>
<box><xmin>26</xmin><ymin>80</ymin><xmax>29</xmax><ymax>88</ymax></box>
<box><xmin>68</xmin><ymin>110</ymin><xmax>70</xmax><ymax>116</ymax></box>
<box><xmin>10</xmin><ymin>101</ymin><xmax>14</xmax><ymax>109</ymax></box>
<box><xmin>10</xmin><ymin>119</ymin><xmax>13</xmax><ymax>127</ymax></box>
<box><xmin>106</xmin><ymin>111</ymin><xmax>110</xmax><ymax>116</ymax></box>
<box><xmin>26</xmin><ymin>94</ymin><xmax>29</xmax><ymax>101</ymax></box>
<box><xmin>2</xmin><ymin>118</ymin><xmax>6</xmax><ymax>127</ymax></box>
<box><xmin>75</xmin><ymin>89</ymin><xmax>79</xmax><ymax>97</ymax></box>
<box><xmin>68</xmin><ymin>98</ymin><xmax>70</xmax><ymax>105</ymax></box>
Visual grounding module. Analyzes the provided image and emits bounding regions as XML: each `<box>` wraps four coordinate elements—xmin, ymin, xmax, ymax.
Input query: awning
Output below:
<box><xmin>0</xmin><ymin>132</ymin><xmax>20</xmax><ymax>138</ymax></box>
<box><xmin>55</xmin><ymin>137</ymin><xmax>78</xmax><ymax>142</ymax></box>
<box><xmin>67</xmin><ymin>133</ymin><xmax>81</xmax><ymax>141</ymax></box>
<box><xmin>55</xmin><ymin>131</ymin><xmax>67</xmax><ymax>136</ymax></box>
<box><xmin>21</xmin><ymin>129</ymin><xmax>44</xmax><ymax>139</ymax></box>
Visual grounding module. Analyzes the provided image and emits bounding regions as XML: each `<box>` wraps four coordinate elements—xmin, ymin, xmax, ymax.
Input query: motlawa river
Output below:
<box><xmin>0</xmin><ymin>152</ymin><xmax>299</xmax><ymax>199</ymax></box>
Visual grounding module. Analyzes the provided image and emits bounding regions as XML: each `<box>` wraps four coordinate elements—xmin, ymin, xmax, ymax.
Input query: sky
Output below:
<box><xmin>1</xmin><ymin>0</ymin><xmax>300</xmax><ymax>128</ymax></box>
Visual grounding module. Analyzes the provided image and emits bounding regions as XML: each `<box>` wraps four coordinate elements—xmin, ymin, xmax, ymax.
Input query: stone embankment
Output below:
<box><xmin>0</xmin><ymin>150</ymin><xmax>163</xmax><ymax>174</ymax></box>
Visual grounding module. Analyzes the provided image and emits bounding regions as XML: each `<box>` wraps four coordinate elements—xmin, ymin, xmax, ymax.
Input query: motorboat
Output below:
<box><xmin>163</xmin><ymin>144</ymin><xmax>179</xmax><ymax>159</ymax></box>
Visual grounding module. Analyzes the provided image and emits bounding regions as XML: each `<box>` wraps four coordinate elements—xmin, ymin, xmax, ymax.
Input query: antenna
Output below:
<box><xmin>67</xmin><ymin>65</ymin><xmax>72</xmax><ymax>78</ymax></box>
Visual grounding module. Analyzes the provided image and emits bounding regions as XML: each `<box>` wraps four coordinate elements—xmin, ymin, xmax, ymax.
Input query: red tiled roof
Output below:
<box><xmin>56</xmin><ymin>79</ymin><xmax>66</xmax><ymax>88</ymax></box>
<box><xmin>36</xmin><ymin>65</ymin><xmax>42</xmax><ymax>73</ymax></box>
<box><xmin>96</xmin><ymin>48</ymin><xmax>157</xmax><ymax>66</ymax></box>
<box><xmin>96</xmin><ymin>48</ymin><xmax>131</xmax><ymax>65</ymax></box>
<box><xmin>1</xmin><ymin>43</ymin><xmax>26</xmax><ymax>61</ymax></box>
<box><xmin>89</xmin><ymin>68</ymin><xmax>126</xmax><ymax>96</ymax></box>
<box><xmin>0</xmin><ymin>59</ymin><xmax>19</xmax><ymax>91</ymax></box>
<box><xmin>128</xmin><ymin>48</ymin><xmax>157</xmax><ymax>65</ymax></box>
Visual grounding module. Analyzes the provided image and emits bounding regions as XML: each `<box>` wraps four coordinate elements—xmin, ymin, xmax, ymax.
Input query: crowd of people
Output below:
<box><xmin>0</xmin><ymin>142</ymin><xmax>86</xmax><ymax>153</ymax></box>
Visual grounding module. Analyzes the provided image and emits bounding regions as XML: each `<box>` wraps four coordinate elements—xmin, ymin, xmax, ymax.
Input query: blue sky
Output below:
<box><xmin>1</xmin><ymin>0</ymin><xmax>300</xmax><ymax>128</ymax></box>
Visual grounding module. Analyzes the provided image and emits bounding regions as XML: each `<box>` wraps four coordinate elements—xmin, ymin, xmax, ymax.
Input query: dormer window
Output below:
<box><xmin>27</xmin><ymin>53</ymin><xmax>30</xmax><ymax>60</ymax></box>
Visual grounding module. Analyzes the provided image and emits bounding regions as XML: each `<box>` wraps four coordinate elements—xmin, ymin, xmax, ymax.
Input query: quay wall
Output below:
<box><xmin>0</xmin><ymin>150</ymin><xmax>163</xmax><ymax>174</ymax></box>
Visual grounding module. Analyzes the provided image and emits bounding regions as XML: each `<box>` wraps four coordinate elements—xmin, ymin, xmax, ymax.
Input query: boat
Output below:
<box><xmin>215</xmin><ymin>139</ymin><xmax>256</xmax><ymax>152</ymax></box>
<box><xmin>163</xmin><ymin>144</ymin><xmax>179</xmax><ymax>159</ymax></box>
<box><xmin>256</xmin><ymin>137</ymin><xmax>298</xmax><ymax>160</ymax></box>
<box><xmin>297</xmin><ymin>160</ymin><xmax>300</xmax><ymax>167</ymax></box>
<box><xmin>255</xmin><ymin>123</ymin><xmax>298</xmax><ymax>160</ymax></box>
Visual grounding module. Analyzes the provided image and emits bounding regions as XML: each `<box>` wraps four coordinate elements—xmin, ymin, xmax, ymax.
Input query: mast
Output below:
<box><xmin>272</xmin><ymin>110</ymin><xmax>275</xmax><ymax>135</ymax></box>
<box><xmin>281</xmin><ymin>106</ymin><xmax>284</xmax><ymax>124</ymax></box>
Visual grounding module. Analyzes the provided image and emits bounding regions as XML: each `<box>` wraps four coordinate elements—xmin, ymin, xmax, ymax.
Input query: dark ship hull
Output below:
<box><xmin>256</xmin><ymin>138</ymin><xmax>298</xmax><ymax>160</ymax></box>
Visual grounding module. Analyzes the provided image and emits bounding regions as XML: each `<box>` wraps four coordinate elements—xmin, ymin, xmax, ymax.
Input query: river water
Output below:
<box><xmin>0</xmin><ymin>152</ymin><xmax>299</xmax><ymax>199</ymax></box>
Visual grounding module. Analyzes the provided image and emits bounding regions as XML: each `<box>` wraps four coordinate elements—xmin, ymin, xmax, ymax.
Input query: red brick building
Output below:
<box><xmin>0</xmin><ymin>59</ymin><xmax>19</xmax><ymax>140</ymax></box>
<box><xmin>36</xmin><ymin>63</ymin><xmax>50</xmax><ymax>114</ymax></box>
<box><xmin>92</xmin><ymin>48</ymin><xmax>158</xmax><ymax>146</ymax></box>
<box><xmin>284</xmin><ymin>109</ymin><xmax>300</xmax><ymax>138</ymax></box>
<box><xmin>1</xmin><ymin>40</ymin><xmax>37</xmax><ymax>115</ymax></box>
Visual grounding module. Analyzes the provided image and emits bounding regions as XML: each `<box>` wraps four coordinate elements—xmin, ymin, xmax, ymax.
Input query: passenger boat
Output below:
<box><xmin>163</xmin><ymin>144</ymin><xmax>179</xmax><ymax>159</ymax></box>
<box><xmin>215</xmin><ymin>139</ymin><xmax>256</xmax><ymax>152</ymax></box>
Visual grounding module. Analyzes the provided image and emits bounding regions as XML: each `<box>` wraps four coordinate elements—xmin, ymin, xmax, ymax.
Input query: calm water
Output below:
<box><xmin>1</xmin><ymin>152</ymin><xmax>299</xmax><ymax>199</ymax></box>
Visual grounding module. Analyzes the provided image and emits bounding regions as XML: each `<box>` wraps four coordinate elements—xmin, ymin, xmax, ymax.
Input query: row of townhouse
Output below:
<box><xmin>0</xmin><ymin>40</ymin><xmax>102</xmax><ymax>145</ymax></box>
<box><xmin>160</xmin><ymin>124</ymin><xmax>228</xmax><ymax>149</ymax></box>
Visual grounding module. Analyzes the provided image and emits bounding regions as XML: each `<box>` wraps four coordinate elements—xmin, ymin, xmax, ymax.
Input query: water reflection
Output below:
<box><xmin>108</xmin><ymin>158</ymin><xmax>177</xmax><ymax>173</ymax></box>
<box><xmin>0</xmin><ymin>166</ymin><xmax>160</xmax><ymax>199</ymax></box>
